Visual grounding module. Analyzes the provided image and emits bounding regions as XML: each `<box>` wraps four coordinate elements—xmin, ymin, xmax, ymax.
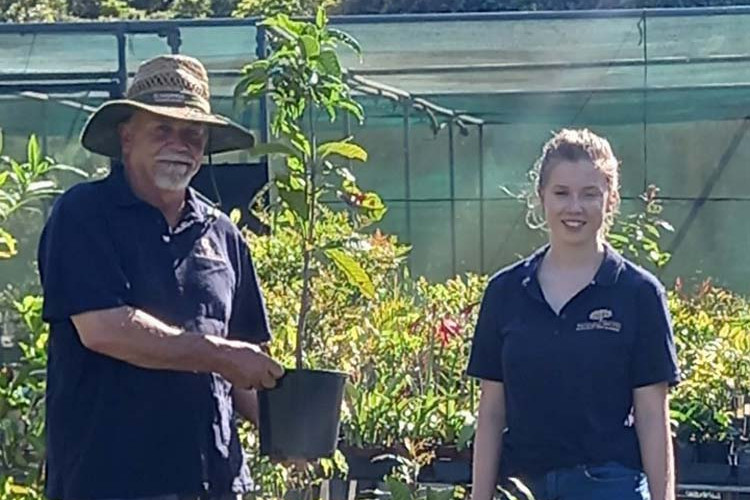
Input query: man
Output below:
<box><xmin>37</xmin><ymin>54</ymin><xmax>284</xmax><ymax>500</ymax></box>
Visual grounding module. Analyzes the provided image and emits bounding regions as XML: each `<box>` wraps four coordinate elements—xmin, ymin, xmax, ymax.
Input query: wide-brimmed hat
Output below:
<box><xmin>81</xmin><ymin>54</ymin><xmax>255</xmax><ymax>158</ymax></box>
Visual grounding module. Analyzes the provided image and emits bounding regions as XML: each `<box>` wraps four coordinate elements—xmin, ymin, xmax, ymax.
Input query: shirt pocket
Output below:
<box><xmin>185</xmin><ymin>255</ymin><xmax>235</xmax><ymax>324</ymax></box>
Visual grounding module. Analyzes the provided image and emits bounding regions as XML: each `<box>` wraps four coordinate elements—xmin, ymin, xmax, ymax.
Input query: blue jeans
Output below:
<box><xmin>511</xmin><ymin>462</ymin><xmax>651</xmax><ymax>500</ymax></box>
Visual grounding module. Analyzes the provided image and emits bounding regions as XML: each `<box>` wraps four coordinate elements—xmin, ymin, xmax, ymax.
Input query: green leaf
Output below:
<box><xmin>385</xmin><ymin>478</ymin><xmax>412</xmax><ymax>500</ymax></box>
<box><xmin>27</xmin><ymin>134</ymin><xmax>40</xmax><ymax>171</ymax></box>
<box><xmin>0</xmin><ymin>228</ymin><xmax>18</xmax><ymax>259</ymax></box>
<box><xmin>325</xmin><ymin>248</ymin><xmax>375</xmax><ymax>299</ymax></box>
<box><xmin>300</xmin><ymin>35</ymin><xmax>320</xmax><ymax>59</ymax></box>
<box><xmin>607</xmin><ymin>233</ymin><xmax>629</xmax><ymax>245</ymax></box>
<box><xmin>276</xmin><ymin>180</ymin><xmax>308</xmax><ymax>222</ymax></box>
<box><xmin>339</xmin><ymin>99</ymin><xmax>365</xmax><ymax>123</ymax></box>
<box><xmin>262</xmin><ymin>14</ymin><xmax>305</xmax><ymax>37</ymax></box>
<box><xmin>0</xmin><ymin>172</ymin><xmax>8</xmax><ymax>189</ymax></box>
<box><xmin>10</xmin><ymin>159</ymin><xmax>25</xmax><ymax>187</ymax></box>
<box><xmin>315</xmin><ymin>6</ymin><xmax>327</xmax><ymax>29</ymax></box>
<box><xmin>287</xmin><ymin>156</ymin><xmax>305</xmax><ymax>173</ymax></box>
<box><xmin>327</xmin><ymin>28</ymin><xmax>362</xmax><ymax>58</ymax></box>
<box><xmin>50</xmin><ymin>164</ymin><xmax>88</xmax><ymax>178</ymax></box>
<box><xmin>427</xmin><ymin>488</ymin><xmax>455</xmax><ymax>500</ymax></box>
<box><xmin>318</xmin><ymin>141</ymin><xmax>367</xmax><ymax>162</ymax></box>
<box><xmin>249</xmin><ymin>142</ymin><xmax>300</xmax><ymax>159</ymax></box>
<box><xmin>318</xmin><ymin>49</ymin><xmax>342</xmax><ymax>78</ymax></box>
<box><xmin>27</xmin><ymin>180</ymin><xmax>57</xmax><ymax>193</ymax></box>
<box><xmin>290</xmin><ymin>131</ymin><xmax>312</xmax><ymax>158</ymax></box>
<box><xmin>229</xmin><ymin>208</ymin><xmax>241</xmax><ymax>225</ymax></box>
<box><xmin>457</xmin><ymin>423</ymin><xmax>475</xmax><ymax>450</ymax></box>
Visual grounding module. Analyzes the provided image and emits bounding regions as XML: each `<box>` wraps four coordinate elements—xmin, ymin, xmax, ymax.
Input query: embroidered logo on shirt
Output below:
<box><xmin>576</xmin><ymin>308</ymin><xmax>622</xmax><ymax>333</ymax></box>
<box><xmin>195</xmin><ymin>236</ymin><xmax>225</xmax><ymax>263</ymax></box>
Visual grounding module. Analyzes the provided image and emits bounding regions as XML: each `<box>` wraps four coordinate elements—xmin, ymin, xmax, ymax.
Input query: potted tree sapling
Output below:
<box><xmin>236</xmin><ymin>8</ymin><xmax>385</xmax><ymax>460</ymax></box>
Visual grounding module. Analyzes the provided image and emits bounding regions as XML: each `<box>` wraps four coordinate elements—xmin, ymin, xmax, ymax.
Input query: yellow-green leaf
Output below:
<box><xmin>300</xmin><ymin>35</ymin><xmax>320</xmax><ymax>59</ymax></box>
<box><xmin>318</xmin><ymin>141</ymin><xmax>367</xmax><ymax>162</ymax></box>
<box><xmin>27</xmin><ymin>134</ymin><xmax>40</xmax><ymax>169</ymax></box>
<box><xmin>325</xmin><ymin>248</ymin><xmax>375</xmax><ymax>299</ymax></box>
<box><xmin>230</xmin><ymin>208</ymin><xmax>241</xmax><ymax>225</ymax></box>
<box><xmin>0</xmin><ymin>228</ymin><xmax>18</xmax><ymax>259</ymax></box>
<box><xmin>315</xmin><ymin>6</ymin><xmax>326</xmax><ymax>29</ymax></box>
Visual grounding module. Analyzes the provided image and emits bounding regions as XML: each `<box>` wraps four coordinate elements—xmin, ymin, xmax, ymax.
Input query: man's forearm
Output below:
<box><xmin>72</xmin><ymin>306</ymin><xmax>230</xmax><ymax>373</ymax></box>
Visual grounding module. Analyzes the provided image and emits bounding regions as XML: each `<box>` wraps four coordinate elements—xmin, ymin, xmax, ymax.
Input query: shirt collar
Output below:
<box><xmin>107</xmin><ymin>163</ymin><xmax>217</xmax><ymax>228</ymax></box>
<box><xmin>520</xmin><ymin>243</ymin><xmax>625</xmax><ymax>293</ymax></box>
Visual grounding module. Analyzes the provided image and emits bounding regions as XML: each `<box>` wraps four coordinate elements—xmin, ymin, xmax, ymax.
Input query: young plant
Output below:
<box><xmin>0</xmin><ymin>132</ymin><xmax>85</xmax><ymax>259</ymax></box>
<box><xmin>236</xmin><ymin>8</ymin><xmax>385</xmax><ymax>369</ymax></box>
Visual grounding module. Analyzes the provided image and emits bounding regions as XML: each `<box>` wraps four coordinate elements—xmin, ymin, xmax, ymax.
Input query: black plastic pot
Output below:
<box><xmin>431</xmin><ymin>459</ymin><xmax>472</xmax><ymax>484</ymax></box>
<box><xmin>340</xmin><ymin>445</ymin><xmax>402</xmax><ymax>480</ymax></box>
<box><xmin>259</xmin><ymin>368</ymin><xmax>347</xmax><ymax>459</ymax></box>
<box><xmin>677</xmin><ymin>441</ymin><xmax>733</xmax><ymax>485</ymax></box>
<box><xmin>429</xmin><ymin>445</ymin><xmax>473</xmax><ymax>484</ymax></box>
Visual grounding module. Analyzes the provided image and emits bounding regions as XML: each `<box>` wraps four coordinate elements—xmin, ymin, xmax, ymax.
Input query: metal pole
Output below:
<box><xmin>478</xmin><ymin>124</ymin><xmax>485</xmax><ymax>274</ymax></box>
<box><xmin>448</xmin><ymin>120</ymin><xmax>457</xmax><ymax>277</ymax></box>
<box><xmin>115</xmin><ymin>29</ymin><xmax>127</xmax><ymax>98</ymax></box>
<box><xmin>256</xmin><ymin>26</ymin><xmax>270</xmax><ymax>146</ymax></box>
<box><xmin>255</xmin><ymin>24</ymin><xmax>271</xmax><ymax>209</ymax></box>
<box><xmin>403</xmin><ymin>102</ymin><xmax>412</xmax><ymax>272</ymax></box>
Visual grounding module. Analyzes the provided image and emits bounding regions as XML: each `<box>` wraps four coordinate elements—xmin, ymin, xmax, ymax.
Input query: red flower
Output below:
<box><xmin>436</xmin><ymin>316</ymin><xmax>461</xmax><ymax>346</ymax></box>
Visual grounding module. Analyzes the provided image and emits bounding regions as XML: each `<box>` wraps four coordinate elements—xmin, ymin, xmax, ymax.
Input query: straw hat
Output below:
<box><xmin>81</xmin><ymin>54</ymin><xmax>255</xmax><ymax>158</ymax></box>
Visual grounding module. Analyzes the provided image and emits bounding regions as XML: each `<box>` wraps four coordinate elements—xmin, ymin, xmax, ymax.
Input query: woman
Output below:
<box><xmin>468</xmin><ymin>129</ymin><xmax>679</xmax><ymax>500</ymax></box>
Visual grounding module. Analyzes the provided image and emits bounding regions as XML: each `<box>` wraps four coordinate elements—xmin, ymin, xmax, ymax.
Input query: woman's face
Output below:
<box><xmin>540</xmin><ymin>159</ymin><xmax>611</xmax><ymax>248</ymax></box>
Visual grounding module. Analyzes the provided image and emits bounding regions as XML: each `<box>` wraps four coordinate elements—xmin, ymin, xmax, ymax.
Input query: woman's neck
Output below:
<box><xmin>545</xmin><ymin>238</ymin><xmax>605</xmax><ymax>270</ymax></box>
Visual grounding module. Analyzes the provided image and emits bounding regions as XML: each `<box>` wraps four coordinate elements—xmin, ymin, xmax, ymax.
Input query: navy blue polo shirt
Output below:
<box><xmin>467</xmin><ymin>245</ymin><xmax>680</xmax><ymax>478</ymax></box>
<box><xmin>38</xmin><ymin>164</ymin><xmax>271</xmax><ymax>500</ymax></box>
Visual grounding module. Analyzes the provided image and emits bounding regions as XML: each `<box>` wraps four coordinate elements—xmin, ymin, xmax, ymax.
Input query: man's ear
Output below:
<box><xmin>118</xmin><ymin>121</ymin><xmax>131</xmax><ymax>154</ymax></box>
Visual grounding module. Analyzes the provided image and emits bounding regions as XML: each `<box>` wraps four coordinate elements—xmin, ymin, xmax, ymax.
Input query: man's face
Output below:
<box><xmin>119</xmin><ymin>110</ymin><xmax>208</xmax><ymax>192</ymax></box>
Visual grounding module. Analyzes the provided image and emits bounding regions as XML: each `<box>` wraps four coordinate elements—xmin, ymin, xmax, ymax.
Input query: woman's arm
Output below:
<box><xmin>634</xmin><ymin>382</ymin><xmax>674</xmax><ymax>500</ymax></box>
<box><xmin>472</xmin><ymin>380</ymin><xmax>506</xmax><ymax>500</ymax></box>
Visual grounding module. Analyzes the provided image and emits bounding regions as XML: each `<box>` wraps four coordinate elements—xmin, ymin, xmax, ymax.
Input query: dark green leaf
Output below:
<box><xmin>385</xmin><ymin>478</ymin><xmax>412</xmax><ymax>500</ymax></box>
<box><xmin>327</xmin><ymin>28</ymin><xmax>362</xmax><ymax>58</ymax></box>
<box><xmin>276</xmin><ymin>181</ymin><xmax>308</xmax><ymax>222</ymax></box>
<box><xmin>339</xmin><ymin>99</ymin><xmax>365</xmax><ymax>123</ymax></box>
<box><xmin>248</xmin><ymin>142</ymin><xmax>300</xmax><ymax>159</ymax></box>
<box><xmin>318</xmin><ymin>49</ymin><xmax>342</xmax><ymax>78</ymax></box>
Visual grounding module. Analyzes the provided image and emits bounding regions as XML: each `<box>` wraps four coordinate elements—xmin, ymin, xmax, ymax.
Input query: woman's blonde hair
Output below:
<box><xmin>528</xmin><ymin>128</ymin><xmax>621</xmax><ymax>234</ymax></box>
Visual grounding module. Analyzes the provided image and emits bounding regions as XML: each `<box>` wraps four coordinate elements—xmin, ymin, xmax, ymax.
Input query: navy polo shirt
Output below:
<box><xmin>38</xmin><ymin>165</ymin><xmax>271</xmax><ymax>500</ymax></box>
<box><xmin>467</xmin><ymin>245</ymin><xmax>680</xmax><ymax>477</ymax></box>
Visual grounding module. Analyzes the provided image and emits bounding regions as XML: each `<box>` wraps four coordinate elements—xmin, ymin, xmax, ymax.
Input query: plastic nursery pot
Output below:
<box><xmin>259</xmin><ymin>368</ymin><xmax>347</xmax><ymax>460</ymax></box>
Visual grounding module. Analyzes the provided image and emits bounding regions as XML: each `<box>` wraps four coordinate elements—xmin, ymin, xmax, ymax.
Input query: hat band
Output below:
<box><xmin>129</xmin><ymin>91</ymin><xmax>211</xmax><ymax>113</ymax></box>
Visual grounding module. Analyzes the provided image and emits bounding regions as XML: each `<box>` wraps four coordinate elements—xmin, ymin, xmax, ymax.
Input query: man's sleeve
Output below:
<box><xmin>227</xmin><ymin>238</ymin><xmax>271</xmax><ymax>344</ymax></box>
<box><xmin>38</xmin><ymin>190</ymin><xmax>130</xmax><ymax>323</ymax></box>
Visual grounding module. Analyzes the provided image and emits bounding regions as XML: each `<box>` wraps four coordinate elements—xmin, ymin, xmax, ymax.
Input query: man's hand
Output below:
<box><xmin>218</xmin><ymin>340</ymin><xmax>284</xmax><ymax>390</ymax></box>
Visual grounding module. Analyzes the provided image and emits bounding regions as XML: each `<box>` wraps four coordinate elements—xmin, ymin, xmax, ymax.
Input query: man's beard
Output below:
<box><xmin>153</xmin><ymin>160</ymin><xmax>200</xmax><ymax>190</ymax></box>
